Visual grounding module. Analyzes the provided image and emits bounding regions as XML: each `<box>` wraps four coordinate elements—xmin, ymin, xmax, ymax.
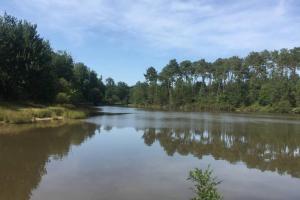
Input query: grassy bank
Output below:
<box><xmin>0</xmin><ymin>102</ymin><xmax>100</xmax><ymax>124</ymax></box>
<box><xmin>130</xmin><ymin>103</ymin><xmax>300</xmax><ymax>114</ymax></box>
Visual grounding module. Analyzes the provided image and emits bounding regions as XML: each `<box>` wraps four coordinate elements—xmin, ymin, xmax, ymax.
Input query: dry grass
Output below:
<box><xmin>0</xmin><ymin>103</ymin><xmax>97</xmax><ymax>124</ymax></box>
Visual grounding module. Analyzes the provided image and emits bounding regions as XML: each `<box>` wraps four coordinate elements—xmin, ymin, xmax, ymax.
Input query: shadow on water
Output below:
<box><xmin>0</xmin><ymin>122</ymin><xmax>99</xmax><ymax>200</ymax></box>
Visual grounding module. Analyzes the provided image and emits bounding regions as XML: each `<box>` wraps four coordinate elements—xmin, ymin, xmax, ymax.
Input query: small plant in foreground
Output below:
<box><xmin>188</xmin><ymin>166</ymin><xmax>222</xmax><ymax>200</ymax></box>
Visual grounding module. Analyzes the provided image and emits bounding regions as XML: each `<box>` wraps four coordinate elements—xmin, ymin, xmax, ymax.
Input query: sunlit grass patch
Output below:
<box><xmin>0</xmin><ymin>108</ymin><xmax>33</xmax><ymax>124</ymax></box>
<box><xmin>64</xmin><ymin>109</ymin><xmax>87</xmax><ymax>119</ymax></box>
<box><xmin>0</xmin><ymin>103</ymin><xmax>95</xmax><ymax>124</ymax></box>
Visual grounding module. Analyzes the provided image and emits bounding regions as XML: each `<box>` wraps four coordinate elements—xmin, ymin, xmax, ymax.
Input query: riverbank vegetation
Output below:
<box><xmin>0</xmin><ymin>102</ymin><xmax>100</xmax><ymax>124</ymax></box>
<box><xmin>1</xmin><ymin>13</ymin><xmax>300</xmax><ymax>114</ymax></box>
<box><xmin>130</xmin><ymin>49</ymin><xmax>300</xmax><ymax>113</ymax></box>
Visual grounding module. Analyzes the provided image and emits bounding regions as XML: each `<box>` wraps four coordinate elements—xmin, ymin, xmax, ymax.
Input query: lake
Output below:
<box><xmin>1</xmin><ymin>106</ymin><xmax>300</xmax><ymax>200</ymax></box>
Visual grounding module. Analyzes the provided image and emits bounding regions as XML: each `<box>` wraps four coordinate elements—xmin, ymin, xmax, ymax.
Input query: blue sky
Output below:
<box><xmin>1</xmin><ymin>0</ymin><xmax>300</xmax><ymax>85</ymax></box>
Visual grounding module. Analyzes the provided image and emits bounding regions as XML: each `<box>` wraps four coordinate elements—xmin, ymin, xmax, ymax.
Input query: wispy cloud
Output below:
<box><xmin>6</xmin><ymin>0</ymin><xmax>300</xmax><ymax>55</ymax></box>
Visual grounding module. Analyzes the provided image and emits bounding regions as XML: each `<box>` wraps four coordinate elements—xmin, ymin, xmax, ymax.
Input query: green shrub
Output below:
<box><xmin>188</xmin><ymin>166</ymin><xmax>222</xmax><ymax>200</ymax></box>
<box><xmin>243</xmin><ymin>103</ymin><xmax>262</xmax><ymax>112</ymax></box>
<box><xmin>70</xmin><ymin>90</ymin><xmax>84</xmax><ymax>104</ymax></box>
<box><xmin>292</xmin><ymin>107</ymin><xmax>300</xmax><ymax>114</ymax></box>
<box><xmin>56</xmin><ymin>92</ymin><xmax>70</xmax><ymax>104</ymax></box>
<box><xmin>259</xmin><ymin>83</ymin><xmax>274</xmax><ymax>106</ymax></box>
<box><xmin>0</xmin><ymin>111</ymin><xmax>4</xmax><ymax>121</ymax></box>
<box><xmin>272</xmin><ymin>100</ymin><xmax>292</xmax><ymax>113</ymax></box>
<box><xmin>258</xmin><ymin>105</ymin><xmax>272</xmax><ymax>113</ymax></box>
<box><xmin>296</xmin><ymin>81</ymin><xmax>300</xmax><ymax>106</ymax></box>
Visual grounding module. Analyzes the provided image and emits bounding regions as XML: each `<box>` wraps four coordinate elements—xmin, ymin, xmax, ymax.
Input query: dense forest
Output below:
<box><xmin>130</xmin><ymin>49</ymin><xmax>300</xmax><ymax>113</ymax></box>
<box><xmin>1</xmin><ymin>13</ymin><xmax>300</xmax><ymax>113</ymax></box>
<box><xmin>0</xmin><ymin>13</ymin><xmax>129</xmax><ymax>105</ymax></box>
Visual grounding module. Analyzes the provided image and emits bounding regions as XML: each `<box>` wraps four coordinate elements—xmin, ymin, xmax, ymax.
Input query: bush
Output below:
<box><xmin>259</xmin><ymin>83</ymin><xmax>274</xmax><ymax>106</ymax></box>
<box><xmin>188</xmin><ymin>166</ymin><xmax>222</xmax><ymax>200</ymax></box>
<box><xmin>242</xmin><ymin>102</ymin><xmax>262</xmax><ymax>112</ymax></box>
<box><xmin>292</xmin><ymin>107</ymin><xmax>300</xmax><ymax>114</ymax></box>
<box><xmin>272</xmin><ymin>100</ymin><xmax>292</xmax><ymax>113</ymax></box>
<box><xmin>296</xmin><ymin>81</ymin><xmax>300</xmax><ymax>106</ymax></box>
<box><xmin>0</xmin><ymin>111</ymin><xmax>4</xmax><ymax>122</ymax></box>
<box><xmin>89</xmin><ymin>87</ymin><xmax>102</xmax><ymax>105</ymax></box>
<box><xmin>70</xmin><ymin>91</ymin><xmax>84</xmax><ymax>104</ymax></box>
<box><xmin>56</xmin><ymin>92</ymin><xmax>70</xmax><ymax>104</ymax></box>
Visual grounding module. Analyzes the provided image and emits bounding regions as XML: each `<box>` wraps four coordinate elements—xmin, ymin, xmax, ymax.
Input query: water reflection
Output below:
<box><xmin>1</xmin><ymin>106</ymin><xmax>300</xmax><ymax>200</ymax></box>
<box><xmin>91</xmin><ymin>107</ymin><xmax>300</xmax><ymax>179</ymax></box>
<box><xmin>0</xmin><ymin>122</ymin><xmax>99</xmax><ymax>200</ymax></box>
<box><xmin>139</xmin><ymin>123</ymin><xmax>300</xmax><ymax>178</ymax></box>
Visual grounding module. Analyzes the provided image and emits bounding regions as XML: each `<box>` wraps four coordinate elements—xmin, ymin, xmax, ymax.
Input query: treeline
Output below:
<box><xmin>0</xmin><ymin>13</ymin><xmax>129</xmax><ymax>105</ymax></box>
<box><xmin>2</xmin><ymin>13</ymin><xmax>300</xmax><ymax>113</ymax></box>
<box><xmin>130</xmin><ymin>48</ymin><xmax>300</xmax><ymax>113</ymax></box>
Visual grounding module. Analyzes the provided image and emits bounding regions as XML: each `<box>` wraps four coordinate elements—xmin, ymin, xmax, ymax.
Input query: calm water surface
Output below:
<box><xmin>1</xmin><ymin>106</ymin><xmax>300</xmax><ymax>200</ymax></box>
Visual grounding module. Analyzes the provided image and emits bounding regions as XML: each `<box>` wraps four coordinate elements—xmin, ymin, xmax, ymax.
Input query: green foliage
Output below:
<box><xmin>130</xmin><ymin>47</ymin><xmax>300</xmax><ymax>113</ymax></box>
<box><xmin>0</xmin><ymin>13</ymin><xmax>106</xmax><ymax>105</ymax></box>
<box><xmin>188</xmin><ymin>167</ymin><xmax>222</xmax><ymax>200</ymax></box>
<box><xmin>57</xmin><ymin>78</ymin><xmax>72</xmax><ymax>93</ymax></box>
<box><xmin>89</xmin><ymin>88</ymin><xmax>102</xmax><ymax>105</ymax></box>
<box><xmin>51</xmin><ymin>51</ymin><xmax>74</xmax><ymax>81</ymax></box>
<box><xmin>0</xmin><ymin>13</ymin><xmax>54</xmax><ymax>101</ymax></box>
<box><xmin>144</xmin><ymin>67</ymin><xmax>158</xmax><ymax>83</ymax></box>
<box><xmin>1</xmin><ymin>13</ymin><xmax>299</xmax><ymax>111</ymax></box>
<box><xmin>130</xmin><ymin>81</ymin><xmax>148</xmax><ymax>105</ymax></box>
<box><xmin>104</xmin><ymin>78</ymin><xmax>130</xmax><ymax>105</ymax></box>
<box><xmin>272</xmin><ymin>100</ymin><xmax>292</xmax><ymax>113</ymax></box>
<box><xmin>259</xmin><ymin>83</ymin><xmax>275</xmax><ymax>106</ymax></box>
<box><xmin>296</xmin><ymin>80</ymin><xmax>300</xmax><ymax>106</ymax></box>
<box><xmin>116</xmin><ymin>82</ymin><xmax>130</xmax><ymax>104</ymax></box>
<box><xmin>292</xmin><ymin>107</ymin><xmax>300</xmax><ymax>114</ymax></box>
<box><xmin>56</xmin><ymin>92</ymin><xmax>70</xmax><ymax>104</ymax></box>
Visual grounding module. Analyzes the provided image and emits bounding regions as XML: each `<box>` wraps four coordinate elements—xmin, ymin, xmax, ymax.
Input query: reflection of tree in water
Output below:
<box><xmin>141</xmin><ymin>121</ymin><xmax>300</xmax><ymax>178</ymax></box>
<box><xmin>0</xmin><ymin>122</ymin><xmax>99</xmax><ymax>200</ymax></box>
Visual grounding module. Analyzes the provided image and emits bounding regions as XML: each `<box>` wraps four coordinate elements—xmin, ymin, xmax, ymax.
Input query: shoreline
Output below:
<box><xmin>0</xmin><ymin>102</ymin><xmax>101</xmax><ymax>125</ymax></box>
<box><xmin>129</xmin><ymin>104</ymin><xmax>300</xmax><ymax>115</ymax></box>
<box><xmin>2</xmin><ymin>102</ymin><xmax>300</xmax><ymax>125</ymax></box>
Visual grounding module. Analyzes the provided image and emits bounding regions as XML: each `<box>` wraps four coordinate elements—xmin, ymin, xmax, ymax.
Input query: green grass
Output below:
<box><xmin>64</xmin><ymin>109</ymin><xmax>87</xmax><ymax>119</ymax></box>
<box><xmin>0</xmin><ymin>109</ymin><xmax>33</xmax><ymax>124</ymax></box>
<box><xmin>0</xmin><ymin>102</ymin><xmax>98</xmax><ymax>124</ymax></box>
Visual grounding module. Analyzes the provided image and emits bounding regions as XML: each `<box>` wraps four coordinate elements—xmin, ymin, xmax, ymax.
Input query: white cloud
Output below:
<box><xmin>9</xmin><ymin>0</ymin><xmax>300</xmax><ymax>54</ymax></box>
